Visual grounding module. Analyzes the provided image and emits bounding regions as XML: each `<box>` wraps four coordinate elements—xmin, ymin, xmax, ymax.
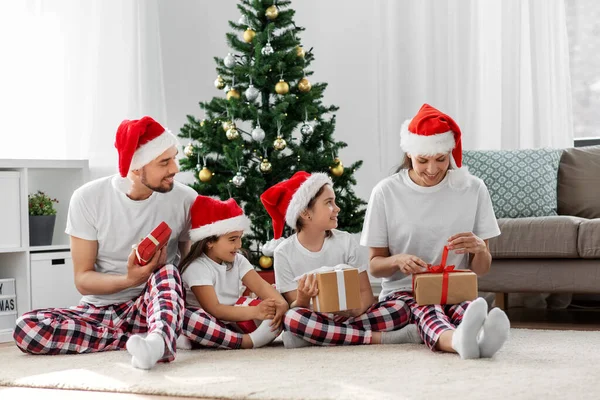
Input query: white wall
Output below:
<box><xmin>158</xmin><ymin>0</ymin><xmax>383</xmax><ymax>202</ymax></box>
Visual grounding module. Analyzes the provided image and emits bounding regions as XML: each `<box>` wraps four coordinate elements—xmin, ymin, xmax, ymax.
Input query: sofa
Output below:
<box><xmin>463</xmin><ymin>146</ymin><xmax>600</xmax><ymax>308</ymax></box>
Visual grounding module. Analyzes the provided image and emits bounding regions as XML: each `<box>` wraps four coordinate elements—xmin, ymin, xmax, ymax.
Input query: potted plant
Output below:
<box><xmin>28</xmin><ymin>191</ymin><xmax>59</xmax><ymax>246</ymax></box>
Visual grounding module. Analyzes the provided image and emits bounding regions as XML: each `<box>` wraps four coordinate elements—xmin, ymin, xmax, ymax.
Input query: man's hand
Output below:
<box><xmin>125</xmin><ymin>247</ymin><xmax>165</xmax><ymax>288</ymax></box>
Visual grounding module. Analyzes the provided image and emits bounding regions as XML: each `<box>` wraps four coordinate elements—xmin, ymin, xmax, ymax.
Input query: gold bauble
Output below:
<box><xmin>214</xmin><ymin>75</ymin><xmax>225</xmax><ymax>90</ymax></box>
<box><xmin>199</xmin><ymin>167</ymin><xmax>213</xmax><ymax>182</ymax></box>
<box><xmin>330</xmin><ymin>157</ymin><xmax>344</xmax><ymax>177</ymax></box>
<box><xmin>243</xmin><ymin>28</ymin><xmax>256</xmax><ymax>43</ymax></box>
<box><xmin>260</xmin><ymin>159</ymin><xmax>272</xmax><ymax>173</ymax></box>
<box><xmin>226</xmin><ymin>127</ymin><xmax>239</xmax><ymax>140</ymax></box>
<box><xmin>265</xmin><ymin>5</ymin><xmax>279</xmax><ymax>20</ymax></box>
<box><xmin>259</xmin><ymin>255</ymin><xmax>273</xmax><ymax>269</ymax></box>
<box><xmin>222</xmin><ymin>120</ymin><xmax>235</xmax><ymax>132</ymax></box>
<box><xmin>183</xmin><ymin>143</ymin><xmax>194</xmax><ymax>157</ymax></box>
<box><xmin>298</xmin><ymin>77</ymin><xmax>312</xmax><ymax>93</ymax></box>
<box><xmin>226</xmin><ymin>89</ymin><xmax>241</xmax><ymax>100</ymax></box>
<box><xmin>200</xmin><ymin>119</ymin><xmax>206</xmax><ymax>127</ymax></box>
<box><xmin>275</xmin><ymin>79</ymin><xmax>289</xmax><ymax>95</ymax></box>
<box><xmin>273</xmin><ymin>136</ymin><xmax>287</xmax><ymax>151</ymax></box>
<box><xmin>296</xmin><ymin>46</ymin><xmax>305</xmax><ymax>58</ymax></box>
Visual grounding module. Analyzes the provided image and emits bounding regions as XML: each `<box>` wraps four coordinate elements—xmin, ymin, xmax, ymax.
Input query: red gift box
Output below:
<box><xmin>135</xmin><ymin>222</ymin><xmax>172</xmax><ymax>266</ymax></box>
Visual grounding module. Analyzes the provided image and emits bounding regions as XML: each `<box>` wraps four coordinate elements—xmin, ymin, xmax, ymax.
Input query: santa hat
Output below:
<box><xmin>189</xmin><ymin>195</ymin><xmax>251</xmax><ymax>242</ymax></box>
<box><xmin>114</xmin><ymin>116</ymin><xmax>178</xmax><ymax>177</ymax></box>
<box><xmin>400</xmin><ymin>104</ymin><xmax>470</xmax><ymax>188</ymax></box>
<box><xmin>260</xmin><ymin>171</ymin><xmax>333</xmax><ymax>241</ymax></box>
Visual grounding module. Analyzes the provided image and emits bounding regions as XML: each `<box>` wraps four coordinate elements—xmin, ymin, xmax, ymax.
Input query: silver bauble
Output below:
<box><xmin>261</xmin><ymin>42</ymin><xmax>274</xmax><ymax>56</ymax></box>
<box><xmin>251</xmin><ymin>127</ymin><xmax>266</xmax><ymax>142</ymax></box>
<box><xmin>184</xmin><ymin>143</ymin><xmax>194</xmax><ymax>157</ymax></box>
<box><xmin>224</xmin><ymin>53</ymin><xmax>236</xmax><ymax>68</ymax></box>
<box><xmin>245</xmin><ymin>85</ymin><xmax>260</xmax><ymax>101</ymax></box>
<box><xmin>232</xmin><ymin>172</ymin><xmax>246</xmax><ymax>188</ymax></box>
<box><xmin>300</xmin><ymin>123</ymin><xmax>314</xmax><ymax>135</ymax></box>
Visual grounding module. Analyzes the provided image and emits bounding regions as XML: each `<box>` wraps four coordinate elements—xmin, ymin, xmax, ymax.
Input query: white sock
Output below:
<box><xmin>176</xmin><ymin>334</ymin><xmax>193</xmax><ymax>350</ymax></box>
<box><xmin>126</xmin><ymin>332</ymin><xmax>165</xmax><ymax>370</ymax></box>
<box><xmin>381</xmin><ymin>324</ymin><xmax>423</xmax><ymax>344</ymax></box>
<box><xmin>478</xmin><ymin>307</ymin><xmax>510</xmax><ymax>358</ymax></box>
<box><xmin>248</xmin><ymin>320</ymin><xmax>279</xmax><ymax>348</ymax></box>
<box><xmin>451</xmin><ymin>297</ymin><xmax>487</xmax><ymax>359</ymax></box>
<box><xmin>282</xmin><ymin>331</ymin><xmax>311</xmax><ymax>349</ymax></box>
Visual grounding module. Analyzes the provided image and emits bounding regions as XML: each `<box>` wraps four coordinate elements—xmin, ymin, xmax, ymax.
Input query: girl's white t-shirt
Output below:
<box><xmin>360</xmin><ymin>169</ymin><xmax>501</xmax><ymax>300</ymax></box>
<box><xmin>274</xmin><ymin>229</ymin><xmax>367</xmax><ymax>294</ymax></box>
<box><xmin>181</xmin><ymin>253</ymin><xmax>254</xmax><ymax>308</ymax></box>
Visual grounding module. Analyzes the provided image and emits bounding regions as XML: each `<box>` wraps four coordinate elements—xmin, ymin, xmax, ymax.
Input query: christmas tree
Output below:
<box><xmin>179</xmin><ymin>0</ymin><xmax>366</xmax><ymax>268</ymax></box>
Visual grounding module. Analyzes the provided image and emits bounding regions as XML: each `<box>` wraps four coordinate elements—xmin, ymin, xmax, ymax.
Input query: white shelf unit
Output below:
<box><xmin>0</xmin><ymin>159</ymin><xmax>89</xmax><ymax>343</ymax></box>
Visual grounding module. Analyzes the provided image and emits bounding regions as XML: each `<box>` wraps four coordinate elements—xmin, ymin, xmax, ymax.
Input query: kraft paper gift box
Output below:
<box><xmin>298</xmin><ymin>265</ymin><xmax>362</xmax><ymax>313</ymax></box>
<box><xmin>135</xmin><ymin>221</ymin><xmax>172</xmax><ymax>266</ymax></box>
<box><xmin>412</xmin><ymin>246</ymin><xmax>478</xmax><ymax>306</ymax></box>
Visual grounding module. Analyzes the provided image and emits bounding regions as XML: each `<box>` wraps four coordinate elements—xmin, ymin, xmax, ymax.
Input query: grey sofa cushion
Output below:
<box><xmin>489</xmin><ymin>216</ymin><xmax>585</xmax><ymax>258</ymax></box>
<box><xmin>578</xmin><ymin>219</ymin><xmax>600</xmax><ymax>258</ymax></box>
<box><xmin>558</xmin><ymin>146</ymin><xmax>600</xmax><ymax>219</ymax></box>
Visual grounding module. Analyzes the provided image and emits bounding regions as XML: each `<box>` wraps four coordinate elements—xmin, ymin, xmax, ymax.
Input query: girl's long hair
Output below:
<box><xmin>178</xmin><ymin>236</ymin><xmax>217</xmax><ymax>275</ymax></box>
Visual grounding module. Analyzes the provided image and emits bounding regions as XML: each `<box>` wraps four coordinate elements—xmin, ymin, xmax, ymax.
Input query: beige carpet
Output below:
<box><xmin>1</xmin><ymin>329</ymin><xmax>599</xmax><ymax>400</ymax></box>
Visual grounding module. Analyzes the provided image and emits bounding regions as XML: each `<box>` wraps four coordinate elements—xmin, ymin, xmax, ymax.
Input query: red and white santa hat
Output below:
<box><xmin>114</xmin><ymin>116</ymin><xmax>179</xmax><ymax>177</ymax></box>
<box><xmin>400</xmin><ymin>104</ymin><xmax>470</xmax><ymax>187</ymax></box>
<box><xmin>189</xmin><ymin>195</ymin><xmax>251</xmax><ymax>242</ymax></box>
<box><xmin>260</xmin><ymin>171</ymin><xmax>333</xmax><ymax>240</ymax></box>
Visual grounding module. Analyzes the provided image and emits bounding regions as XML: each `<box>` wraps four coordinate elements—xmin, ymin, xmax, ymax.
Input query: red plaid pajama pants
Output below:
<box><xmin>181</xmin><ymin>296</ymin><xmax>262</xmax><ymax>350</ymax></box>
<box><xmin>13</xmin><ymin>264</ymin><xmax>184</xmax><ymax>362</ymax></box>
<box><xmin>390</xmin><ymin>291</ymin><xmax>471</xmax><ymax>350</ymax></box>
<box><xmin>283</xmin><ymin>293</ymin><xmax>411</xmax><ymax>346</ymax></box>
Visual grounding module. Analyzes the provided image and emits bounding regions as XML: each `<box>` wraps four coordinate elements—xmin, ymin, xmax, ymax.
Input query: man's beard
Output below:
<box><xmin>141</xmin><ymin>169</ymin><xmax>175</xmax><ymax>193</ymax></box>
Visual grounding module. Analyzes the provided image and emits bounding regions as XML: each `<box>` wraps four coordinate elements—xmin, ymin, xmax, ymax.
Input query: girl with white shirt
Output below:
<box><xmin>177</xmin><ymin>195</ymin><xmax>288</xmax><ymax>350</ymax></box>
<box><xmin>361</xmin><ymin>104</ymin><xmax>510</xmax><ymax>359</ymax></box>
<box><xmin>260</xmin><ymin>171</ymin><xmax>422</xmax><ymax>348</ymax></box>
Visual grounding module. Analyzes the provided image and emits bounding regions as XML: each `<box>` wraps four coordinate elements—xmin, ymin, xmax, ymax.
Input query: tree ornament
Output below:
<box><xmin>200</xmin><ymin>119</ymin><xmax>206</xmax><ymax>127</ymax></box>
<box><xmin>330</xmin><ymin>157</ymin><xmax>344</xmax><ymax>177</ymax></box>
<box><xmin>243</xmin><ymin>28</ymin><xmax>256</xmax><ymax>43</ymax></box>
<box><xmin>222</xmin><ymin>120</ymin><xmax>235</xmax><ymax>132</ymax></box>
<box><xmin>261</xmin><ymin>42</ymin><xmax>274</xmax><ymax>56</ymax></box>
<box><xmin>199</xmin><ymin>167</ymin><xmax>213</xmax><ymax>182</ymax></box>
<box><xmin>226</xmin><ymin>127</ymin><xmax>239</xmax><ymax>140</ymax></box>
<box><xmin>296</xmin><ymin>45</ymin><xmax>305</xmax><ymax>58</ymax></box>
<box><xmin>245</xmin><ymin>84</ymin><xmax>260</xmax><ymax>101</ymax></box>
<box><xmin>259</xmin><ymin>255</ymin><xmax>273</xmax><ymax>269</ymax></box>
<box><xmin>300</xmin><ymin>123</ymin><xmax>314</xmax><ymax>135</ymax></box>
<box><xmin>274</xmin><ymin>136</ymin><xmax>287</xmax><ymax>151</ymax></box>
<box><xmin>184</xmin><ymin>143</ymin><xmax>195</xmax><ymax>157</ymax></box>
<box><xmin>226</xmin><ymin>88</ymin><xmax>241</xmax><ymax>100</ymax></box>
<box><xmin>224</xmin><ymin>53</ymin><xmax>236</xmax><ymax>68</ymax></box>
<box><xmin>214</xmin><ymin>75</ymin><xmax>225</xmax><ymax>90</ymax></box>
<box><xmin>260</xmin><ymin>159</ymin><xmax>272</xmax><ymax>173</ymax></box>
<box><xmin>275</xmin><ymin>79</ymin><xmax>289</xmax><ymax>95</ymax></box>
<box><xmin>298</xmin><ymin>76</ymin><xmax>312</xmax><ymax>93</ymax></box>
<box><xmin>232</xmin><ymin>172</ymin><xmax>246</xmax><ymax>188</ymax></box>
<box><xmin>251</xmin><ymin>126</ymin><xmax>265</xmax><ymax>142</ymax></box>
<box><xmin>265</xmin><ymin>5</ymin><xmax>279</xmax><ymax>20</ymax></box>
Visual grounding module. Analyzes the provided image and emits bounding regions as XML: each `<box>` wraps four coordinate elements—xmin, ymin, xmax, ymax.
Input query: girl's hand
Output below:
<box><xmin>270</xmin><ymin>299</ymin><xmax>289</xmax><ymax>331</ymax></box>
<box><xmin>296</xmin><ymin>274</ymin><xmax>319</xmax><ymax>308</ymax></box>
<box><xmin>447</xmin><ymin>232</ymin><xmax>487</xmax><ymax>255</ymax></box>
<box><xmin>394</xmin><ymin>253</ymin><xmax>428</xmax><ymax>275</ymax></box>
<box><xmin>254</xmin><ymin>299</ymin><xmax>276</xmax><ymax>320</ymax></box>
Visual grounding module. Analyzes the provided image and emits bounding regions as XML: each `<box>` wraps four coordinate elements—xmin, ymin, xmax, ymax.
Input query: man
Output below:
<box><xmin>14</xmin><ymin>116</ymin><xmax>197</xmax><ymax>370</ymax></box>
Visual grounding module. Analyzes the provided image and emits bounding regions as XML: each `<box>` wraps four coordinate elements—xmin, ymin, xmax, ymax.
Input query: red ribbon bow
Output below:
<box><xmin>412</xmin><ymin>246</ymin><xmax>456</xmax><ymax>304</ymax></box>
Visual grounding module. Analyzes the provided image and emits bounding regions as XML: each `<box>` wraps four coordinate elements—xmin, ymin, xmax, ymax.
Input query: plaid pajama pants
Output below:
<box><xmin>390</xmin><ymin>291</ymin><xmax>471</xmax><ymax>350</ymax></box>
<box><xmin>181</xmin><ymin>296</ymin><xmax>262</xmax><ymax>350</ymax></box>
<box><xmin>283</xmin><ymin>293</ymin><xmax>411</xmax><ymax>346</ymax></box>
<box><xmin>13</xmin><ymin>264</ymin><xmax>184</xmax><ymax>363</ymax></box>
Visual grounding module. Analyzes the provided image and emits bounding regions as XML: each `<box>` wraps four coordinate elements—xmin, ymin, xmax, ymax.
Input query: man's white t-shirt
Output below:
<box><xmin>65</xmin><ymin>175</ymin><xmax>197</xmax><ymax>306</ymax></box>
<box><xmin>360</xmin><ymin>170</ymin><xmax>501</xmax><ymax>301</ymax></box>
<box><xmin>274</xmin><ymin>229</ymin><xmax>367</xmax><ymax>294</ymax></box>
<box><xmin>181</xmin><ymin>253</ymin><xmax>255</xmax><ymax>308</ymax></box>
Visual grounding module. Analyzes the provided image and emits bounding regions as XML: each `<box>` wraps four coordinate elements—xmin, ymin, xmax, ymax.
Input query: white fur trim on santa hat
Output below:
<box><xmin>261</xmin><ymin>237</ymin><xmax>285</xmax><ymax>257</ymax></box>
<box><xmin>447</xmin><ymin>154</ymin><xmax>472</xmax><ymax>190</ymax></box>
<box><xmin>400</xmin><ymin>119</ymin><xmax>455</xmax><ymax>156</ymax></box>
<box><xmin>189</xmin><ymin>214</ymin><xmax>251</xmax><ymax>242</ymax></box>
<box><xmin>285</xmin><ymin>172</ymin><xmax>333</xmax><ymax>230</ymax></box>
<box><xmin>130</xmin><ymin>130</ymin><xmax>179</xmax><ymax>171</ymax></box>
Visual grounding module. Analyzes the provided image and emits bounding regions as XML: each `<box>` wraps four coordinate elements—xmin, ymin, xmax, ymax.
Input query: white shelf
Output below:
<box><xmin>29</xmin><ymin>245</ymin><xmax>71</xmax><ymax>253</ymax></box>
<box><xmin>0</xmin><ymin>248</ymin><xmax>26</xmax><ymax>254</ymax></box>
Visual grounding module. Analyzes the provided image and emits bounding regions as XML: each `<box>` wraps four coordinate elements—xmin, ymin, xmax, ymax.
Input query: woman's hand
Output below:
<box><xmin>447</xmin><ymin>232</ymin><xmax>487</xmax><ymax>255</ymax></box>
<box><xmin>394</xmin><ymin>254</ymin><xmax>428</xmax><ymax>275</ymax></box>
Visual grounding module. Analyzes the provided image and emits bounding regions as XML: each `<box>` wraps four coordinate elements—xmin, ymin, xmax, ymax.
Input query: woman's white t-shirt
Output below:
<box><xmin>274</xmin><ymin>229</ymin><xmax>367</xmax><ymax>294</ymax></box>
<box><xmin>360</xmin><ymin>169</ymin><xmax>501</xmax><ymax>300</ymax></box>
<box><xmin>181</xmin><ymin>253</ymin><xmax>255</xmax><ymax>308</ymax></box>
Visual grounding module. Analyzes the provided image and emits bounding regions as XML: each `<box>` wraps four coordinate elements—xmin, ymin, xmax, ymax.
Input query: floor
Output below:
<box><xmin>1</xmin><ymin>307</ymin><xmax>599</xmax><ymax>400</ymax></box>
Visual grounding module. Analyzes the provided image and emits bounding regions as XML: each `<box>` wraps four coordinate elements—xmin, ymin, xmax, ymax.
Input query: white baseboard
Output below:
<box><xmin>0</xmin><ymin>328</ymin><xmax>14</xmax><ymax>343</ymax></box>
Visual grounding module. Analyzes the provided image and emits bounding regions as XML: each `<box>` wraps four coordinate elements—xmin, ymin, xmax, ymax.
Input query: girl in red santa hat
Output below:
<box><xmin>176</xmin><ymin>195</ymin><xmax>288</xmax><ymax>350</ymax></box>
<box><xmin>361</xmin><ymin>103</ymin><xmax>510</xmax><ymax>359</ymax></box>
<box><xmin>260</xmin><ymin>171</ymin><xmax>423</xmax><ymax>348</ymax></box>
